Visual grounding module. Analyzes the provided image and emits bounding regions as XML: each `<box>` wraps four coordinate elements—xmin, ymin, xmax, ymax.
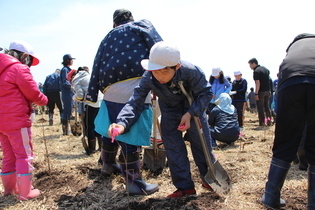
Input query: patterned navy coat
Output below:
<box><xmin>87</xmin><ymin>19</ymin><xmax>163</xmax><ymax>102</ymax></box>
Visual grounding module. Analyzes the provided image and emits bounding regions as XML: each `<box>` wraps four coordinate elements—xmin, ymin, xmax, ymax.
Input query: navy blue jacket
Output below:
<box><xmin>209</xmin><ymin>106</ymin><xmax>240</xmax><ymax>143</ymax></box>
<box><xmin>231</xmin><ymin>78</ymin><xmax>247</xmax><ymax>102</ymax></box>
<box><xmin>43</xmin><ymin>72</ymin><xmax>61</xmax><ymax>94</ymax></box>
<box><xmin>87</xmin><ymin>19</ymin><xmax>162</xmax><ymax>102</ymax></box>
<box><xmin>116</xmin><ymin>60</ymin><xmax>212</xmax><ymax>131</ymax></box>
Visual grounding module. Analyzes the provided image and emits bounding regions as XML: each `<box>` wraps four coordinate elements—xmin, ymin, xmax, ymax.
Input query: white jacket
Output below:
<box><xmin>72</xmin><ymin>71</ymin><xmax>103</xmax><ymax>108</ymax></box>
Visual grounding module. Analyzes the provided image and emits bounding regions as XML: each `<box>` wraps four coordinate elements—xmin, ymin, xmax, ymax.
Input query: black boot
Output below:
<box><xmin>298</xmin><ymin>148</ymin><xmax>308</xmax><ymax>171</ymax></box>
<box><xmin>88</xmin><ymin>139</ymin><xmax>96</xmax><ymax>154</ymax></box>
<box><xmin>261</xmin><ymin>157</ymin><xmax>291</xmax><ymax>208</ymax></box>
<box><xmin>101</xmin><ymin>144</ymin><xmax>120</xmax><ymax>176</ymax></box>
<box><xmin>49</xmin><ymin>113</ymin><xmax>53</xmax><ymax>126</ymax></box>
<box><xmin>308</xmin><ymin>165</ymin><xmax>315</xmax><ymax>209</ymax></box>
<box><xmin>61</xmin><ymin>119</ymin><xmax>69</xmax><ymax>135</ymax></box>
<box><xmin>119</xmin><ymin>153</ymin><xmax>159</xmax><ymax>195</ymax></box>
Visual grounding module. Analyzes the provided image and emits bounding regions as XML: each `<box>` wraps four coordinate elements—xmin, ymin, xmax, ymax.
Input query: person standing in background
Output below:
<box><xmin>231</xmin><ymin>70</ymin><xmax>247</xmax><ymax>128</ymax></box>
<box><xmin>248</xmin><ymin>58</ymin><xmax>272</xmax><ymax>126</ymax></box>
<box><xmin>43</xmin><ymin>69</ymin><xmax>63</xmax><ymax>126</ymax></box>
<box><xmin>247</xmin><ymin>87</ymin><xmax>257</xmax><ymax>113</ymax></box>
<box><xmin>208</xmin><ymin>68</ymin><xmax>232</xmax><ymax>113</ymax></box>
<box><xmin>60</xmin><ymin>54</ymin><xmax>75</xmax><ymax>135</ymax></box>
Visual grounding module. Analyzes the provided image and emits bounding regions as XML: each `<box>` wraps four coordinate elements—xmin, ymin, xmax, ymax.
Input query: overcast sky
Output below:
<box><xmin>1</xmin><ymin>0</ymin><xmax>314</xmax><ymax>89</ymax></box>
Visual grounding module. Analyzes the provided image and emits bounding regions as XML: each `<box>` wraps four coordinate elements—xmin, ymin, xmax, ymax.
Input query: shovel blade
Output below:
<box><xmin>204</xmin><ymin>160</ymin><xmax>232</xmax><ymax>195</ymax></box>
<box><xmin>142</xmin><ymin>148</ymin><xmax>166</xmax><ymax>173</ymax></box>
<box><xmin>81</xmin><ymin>136</ymin><xmax>90</xmax><ymax>155</ymax></box>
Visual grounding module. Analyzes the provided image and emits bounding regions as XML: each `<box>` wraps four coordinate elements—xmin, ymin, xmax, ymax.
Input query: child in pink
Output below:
<box><xmin>0</xmin><ymin>40</ymin><xmax>48</xmax><ymax>200</ymax></box>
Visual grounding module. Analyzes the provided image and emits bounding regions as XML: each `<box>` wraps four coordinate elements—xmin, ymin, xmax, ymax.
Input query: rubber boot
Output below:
<box><xmin>17</xmin><ymin>173</ymin><xmax>40</xmax><ymax>201</ymax></box>
<box><xmin>62</xmin><ymin>119</ymin><xmax>69</xmax><ymax>135</ymax></box>
<box><xmin>308</xmin><ymin>165</ymin><xmax>315</xmax><ymax>209</ymax></box>
<box><xmin>261</xmin><ymin>157</ymin><xmax>291</xmax><ymax>208</ymax></box>
<box><xmin>1</xmin><ymin>171</ymin><xmax>18</xmax><ymax>195</ymax></box>
<box><xmin>49</xmin><ymin>113</ymin><xmax>53</xmax><ymax>126</ymax></box>
<box><xmin>119</xmin><ymin>153</ymin><xmax>159</xmax><ymax>195</ymax></box>
<box><xmin>88</xmin><ymin>139</ymin><xmax>97</xmax><ymax>154</ymax></box>
<box><xmin>298</xmin><ymin>148</ymin><xmax>308</xmax><ymax>171</ymax></box>
<box><xmin>101</xmin><ymin>144</ymin><xmax>121</xmax><ymax>176</ymax></box>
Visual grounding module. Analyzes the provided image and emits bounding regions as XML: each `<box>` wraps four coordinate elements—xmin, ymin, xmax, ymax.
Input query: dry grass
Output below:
<box><xmin>0</xmin><ymin>111</ymin><xmax>308</xmax><ymax>209</ymax></box>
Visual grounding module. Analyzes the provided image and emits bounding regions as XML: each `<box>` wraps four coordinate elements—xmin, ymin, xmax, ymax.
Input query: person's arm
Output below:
<box><xmin>116</xmin><ymin>72</ymin><xmax>152</xmax><ymax>132</ymax></box>
<box><xmin>60</xmin><ymin>68</ymin><xmax>71</xmax><ymax>89</ymax></box>
<box><xmin>255</xmin><ymin>80</ymin><xmax>260</xmax><ymax>100</ymax></box>
<box><xmin>16</xmin><ymin>65</ymin><xmax>48</xmax><ymax>106</ymax></box>
<box><xmin>224</xmin><ymin>79</ymin><xmax>232</xmax><ymax>93</ymax></box>
<box><xmin>184</xmin><ymin>66</ymin><xmax>213</xmax><ymax>117</ymax></box>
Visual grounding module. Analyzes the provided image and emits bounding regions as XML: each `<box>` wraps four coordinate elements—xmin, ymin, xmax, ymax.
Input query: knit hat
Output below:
<box><xmin>113</xmin><ymin>9</ymin><xmax>134</xmax><ymax>26</ymax></box>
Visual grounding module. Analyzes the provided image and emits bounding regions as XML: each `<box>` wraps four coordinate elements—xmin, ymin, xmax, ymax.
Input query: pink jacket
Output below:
<box><xmin>0</xmin><ymin>53</ymin><xmax>48</xmax><ymax>130</ymax></box>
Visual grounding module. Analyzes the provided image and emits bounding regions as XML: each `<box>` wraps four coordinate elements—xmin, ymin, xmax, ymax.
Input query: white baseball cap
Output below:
<box><xmin>234</xmin><ymin>70</ymin><xmax>242</xmax><ymax>75</ymax></box>
<box><xmin>9</xmin><ymin>40</ymin><xmax>39</xmax><ymax>66</ymax></box>
<box><xmin>141</xmin><ymin>41</ymin><xmax>180</xmax><ymax>71</ymax></box>
<box><xmin>211</xmin><ymin>67</ymin><xmax>221</xmax><ymax>76</ymax></box>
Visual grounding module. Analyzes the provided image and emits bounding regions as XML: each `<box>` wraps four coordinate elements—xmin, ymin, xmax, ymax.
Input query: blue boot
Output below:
<box><xmin>308</xmin><ymin>165</ymin><xmax>315</xmax><ymax>209</ymax></box>
<box><xmin>261</xmin><ymin>157</ymin><xmax>291</xmax><ymax>208</ymax></box>
<box><xmin>119</xmin><ymin>153</ymin><xmax>159</xmax><ymax>195</ymax></box>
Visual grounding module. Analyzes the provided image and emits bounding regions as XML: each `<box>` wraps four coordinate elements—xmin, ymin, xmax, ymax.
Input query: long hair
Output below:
<box><xmin>209</xmin><ymin>71</ymin><xmax>225</xmax><ymax>84</ymax></box>
<box><xmin>5</xmin><ymin>49</ymin><xmax>32</xmax><ymax>67</ymax></box>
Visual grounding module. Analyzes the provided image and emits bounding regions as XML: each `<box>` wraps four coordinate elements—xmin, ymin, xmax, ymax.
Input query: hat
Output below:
<box><xmin>9</xmin><ymin>40</ymin><xmax>39</xmax><ymax>66</ymax></box>
<box><xmin>63</xmin><ymin>54</ymin><xmax>75</xmax><ymax>61</ymax></box>
<box><xmin>67</xmin><ymin>69</ymin><xmax>77</xmax><ymax>82</ymax></box>
<box><xmin>141</xmin><ymin>41</ymin><xmax>180</xmax><ymax>71</ymax></box>
<box><xmin>211</xmin><ymin>67</ymin><xmax>221</xmax><ymax>77</ymax></box>
<box><xmin>113</xmin><ymin>9</ymin><xmax>134</xmax><ymax>25</ymax></box>
<box><xmin>234</xmin><ymin>70</ymin><xmax>242</xmax><ymax>75</ymax></box>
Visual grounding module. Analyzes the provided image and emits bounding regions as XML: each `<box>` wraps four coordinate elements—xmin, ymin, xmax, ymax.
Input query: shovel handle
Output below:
<box><xmin>178</xmin><ymin>81</ymin><xmax>216</xmax><ymax>179</ymax></box>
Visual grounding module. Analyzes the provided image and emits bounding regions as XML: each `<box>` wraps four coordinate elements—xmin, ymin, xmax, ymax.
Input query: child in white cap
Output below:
<box><xmin>108</xmin><ymin>41</ymin><xmax>216</xmax><ymax>198</ymax></box>
<box><xmin>0</xmin><ymin>40</ymin><xmax>48</xmax><ymax>200</ymax></box>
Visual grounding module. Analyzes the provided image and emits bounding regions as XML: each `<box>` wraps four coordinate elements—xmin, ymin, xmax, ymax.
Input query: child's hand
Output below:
<box><xmin>178</xmin><ymin>112</ymin><xmax>191</xmax><ymax>131</ymax></box>
<box><xmin>108</xmin><ymin>123</ymin><xmax>124</xmax><ymax>138</ymax></box>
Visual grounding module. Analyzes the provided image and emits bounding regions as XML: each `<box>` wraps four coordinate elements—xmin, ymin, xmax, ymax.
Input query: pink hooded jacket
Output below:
<box><xmin>0</xmin><ymin>53</ymin><xmax>48</xmax><ymax>130</ymax></box>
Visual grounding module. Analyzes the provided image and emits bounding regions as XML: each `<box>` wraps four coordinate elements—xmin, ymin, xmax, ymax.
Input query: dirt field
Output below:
<box><xmin>0</xmin><ymin>110</ymin><xmax>308</xmax><ymax>210</ymax></box>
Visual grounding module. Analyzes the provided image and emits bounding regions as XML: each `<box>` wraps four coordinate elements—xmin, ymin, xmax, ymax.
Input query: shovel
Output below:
<box><xmin>70</xmin><ymin>102</ymin><xmax>83</xmax><ymax>137</ymax></box>
<box><xmin>79</xmin><ymin>103</ymin><xmax>90</xmax><ymax>155</ymax></box>
<box><xmin>143</xmin><ymin>94</ymin><xmax>166</xmax><ymax>173</ymax></box>
<box><xmin>178</xmin><ymin>81</ymin><xmax>231</xmax><ymax>195</ymax></box>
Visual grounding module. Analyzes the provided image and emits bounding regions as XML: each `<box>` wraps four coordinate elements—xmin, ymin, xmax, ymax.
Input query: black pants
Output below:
<box><xmin>273</xmin><ymin>84</ymin><xmax>315</xmax><ymax>165</ymax></box>
<box><xmin>257</xmin><ymin>91</ymin><xmax>272</xmax><ymax>126</ymax></box>
<box><xmin>46</xmin><ymin>92</ymin><xmax>63</xmax><ymax>115</ymax></box>
<box><xmin>232</xmin><ymin>101</ymin><xmax>246</xmax><ymax>127</ymax></box>
<box><xmin>83</xmin><ymin>105</ymin><xmax>101</xmax><ymax>140</ymax></box>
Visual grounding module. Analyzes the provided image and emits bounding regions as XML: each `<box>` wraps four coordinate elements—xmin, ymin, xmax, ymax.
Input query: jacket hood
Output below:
<box><xmin>215</xmin><ymin>93</ymin><xmax>235</xmax><ymax>114</ymax></box>
<box><xmin>73</xmin><ymin>70</ymin><xmax>89</xmax><ymax>82</ymax></box>
<box><xmin>0</xmin><ymin>53</ymin><xmax>21</xmax><ymax>75</ymax></box>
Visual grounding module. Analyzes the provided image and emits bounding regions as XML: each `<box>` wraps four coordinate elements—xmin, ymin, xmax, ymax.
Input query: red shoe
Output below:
<box><xmin>167</xmin><ymin>188</ymin><xmax>196</xmax><ymax>198</ymax></box>
<box><xmin>202</xmin><ymin>182</ymin><xmax>214</xmax><ymax>191</ymax></box>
